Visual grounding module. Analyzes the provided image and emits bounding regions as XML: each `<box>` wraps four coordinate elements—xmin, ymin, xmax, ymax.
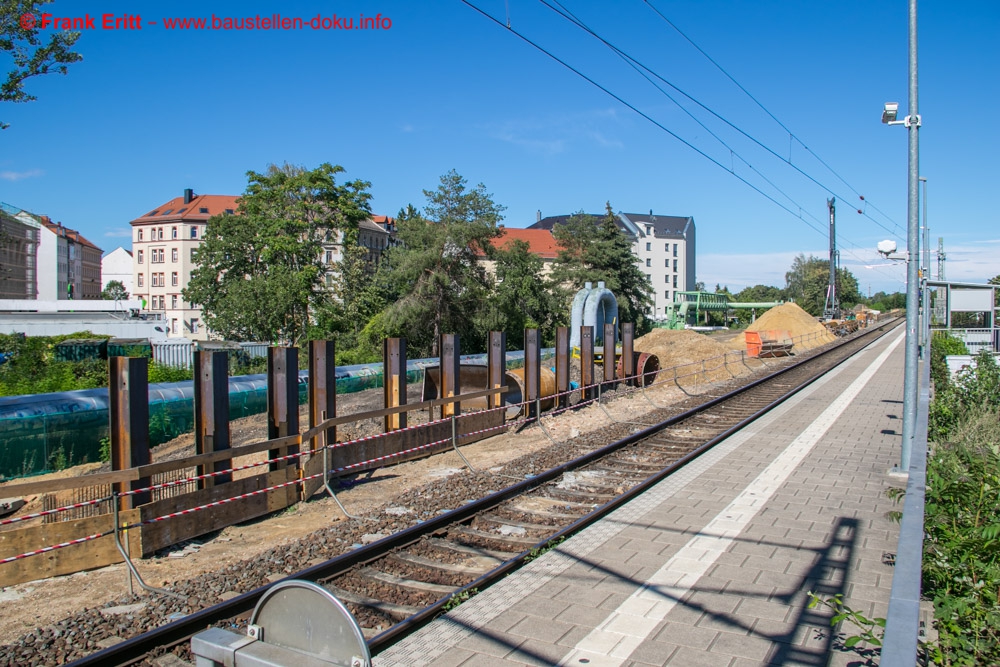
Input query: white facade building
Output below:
<box><xmin>101</xmin><ymin>246</ymin><xmax>134</xmax><ymax>295</ymax></box>
<box><xmin>530</xmin><ymin>211</ymin><xmax>696</xmax><ymax>320</ymax></box>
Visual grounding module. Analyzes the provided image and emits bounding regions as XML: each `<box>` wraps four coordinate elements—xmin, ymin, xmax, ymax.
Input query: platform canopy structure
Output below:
<box><xmin>926</xmin><ymin>279</ymin><xmax>999</xmax><ymax>354</ymax></box>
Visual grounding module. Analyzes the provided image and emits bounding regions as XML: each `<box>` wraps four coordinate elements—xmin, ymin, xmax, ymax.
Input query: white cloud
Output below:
<box><xmin>103</xmin><ymin>228</ymin><xmax>133</xmax><ymax>238</ymax></box>
<box><xmin>483</xmin><ymin>109</ymin><xmax>624</xmax><ymax>155</ymax></box>
<box><xmin>0</xmin><ymin>169</ymin><xmax>43</xmax><ymax>181</ymax></box>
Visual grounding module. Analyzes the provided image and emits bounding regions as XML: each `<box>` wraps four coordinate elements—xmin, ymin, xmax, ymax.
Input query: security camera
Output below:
<box><xmin>882</xmin><ymin>102</ymin><xmax>899</xmax><ymax>124</ymax></box>
<box><xmin>877</xmin><ymin>239</ymin><xmax>897</xmax><ymax>257</ymax></box>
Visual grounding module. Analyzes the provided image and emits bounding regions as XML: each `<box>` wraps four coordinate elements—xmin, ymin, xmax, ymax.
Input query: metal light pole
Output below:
<box><xmin>901</xmin><ymin>0</ymin><xmax>921</xmax><ymax>471</ymax></box>
<box><xmin>883</xmin><ymin>1</ymin><xmax>921</xmax><ymax>472</ymax></box>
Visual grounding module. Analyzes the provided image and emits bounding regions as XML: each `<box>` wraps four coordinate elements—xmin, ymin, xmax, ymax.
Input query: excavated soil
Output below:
<box><xmin>634</xmin><ymin>329</ymin><xmax>743</xmax><ymax>383</ymax></box>
<box><xmin>729</xmin><ymin>302</ymin><xmax>836</xmax><ymax>352</ymax></box>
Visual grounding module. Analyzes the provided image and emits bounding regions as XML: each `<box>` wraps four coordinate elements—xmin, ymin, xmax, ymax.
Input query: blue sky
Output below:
<box><xmin>2</xmin><ymin>0</ymin><xmax>997</xmax><ymax>295</ymax></box>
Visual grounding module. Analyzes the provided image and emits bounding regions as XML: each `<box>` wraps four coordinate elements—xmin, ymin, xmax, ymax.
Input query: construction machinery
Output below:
<box><xmin>657</xmin><ymin>292</ymin><xmax>785</xmax><ymax>330</ymax></box>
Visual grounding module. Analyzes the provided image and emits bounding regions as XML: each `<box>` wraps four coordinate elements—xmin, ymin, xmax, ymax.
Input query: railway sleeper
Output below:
<box><xmin>359</xmin><ymin>567</ymin><xmax>455</xmax><ymax>596</ymax></box>
<box><xmin>425</xmin><ymin>537</ymin><xmax>516</xmax><ymax>561</ymax></box>
<box><xmin>448</xmin><ymin>524</ymin><xmax>541</xmax><ymax>549</ymax></box>
<box><xmin>544</xmin><ymin>486</ymin><xmax>618</xmax><ymax>502</ymax></box>
<box><xmin>324</xmin><ymin>584</ymin><xmax>422</xmax><ymax>620</ymax></box>
<box><xmin>392</xmin><ymin>551</ymin><xmax>499</xmax><ymax>575</ymax></box>
<box><xmin>477</xmin><ymin>512</ymin><xmax>566</xmax><ymax>533</ymax></box>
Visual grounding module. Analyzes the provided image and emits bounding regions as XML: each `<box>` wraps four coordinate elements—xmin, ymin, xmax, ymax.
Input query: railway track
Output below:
<box><xmin>59</xmin><ymin>320</ymin><xmax>898</xmax><ymax>667</ymax></box>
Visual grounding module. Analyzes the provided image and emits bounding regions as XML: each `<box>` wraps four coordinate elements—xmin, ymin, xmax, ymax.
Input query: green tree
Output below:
<box><xmin>730</xmin><ymin>284</ymin><xmax>784</xmax><ymax>327</ymax></box>
<box><xmin>480</xmin><ymin>239</ymin><xmax>560</xmax><ymax>349</ymax></box>
<box><xmin>784</xmin><ymin>254</ymin><xmax>861</xmax><ymax>316</ymax></box>
<box><xmin>1</xmin><ymin>0</ymin><xmax>83</xmax><ymax>129</ymax></box>
<box><xmin>549</xmin><ymin>203</ymin><xmax>653</xmax><ymax>332</ymax></box>
<box><xmin>868</xmin><ymin>290</ymin><xmax>906</xmax><ymax>312</ymax></box>
<box><xmin>100</xmin><ymin>279</ymin><xmax>128</xmax><ymax>301</ymax></box>
<box><xmin>383</xmin><ymin>171</ymin><xmax>504</xmax><ymax>357</ymax></box>
<box><xmin>184</xmin><ymin>163</ymin><xmax>371</xmax><ymax>345</ymax></box>
<box><xmin>988</xmin><ymin>275</ymin><xmax>1000</xmax><ymax>307</ymax></box>
<box><xmin>312</xmin><ymin>237</ymin><xmax>391</xmax><ymax>358</ymax></box>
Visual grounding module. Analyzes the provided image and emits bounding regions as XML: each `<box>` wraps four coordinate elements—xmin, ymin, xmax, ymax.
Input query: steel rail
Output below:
<box><xmin>65</xmin><ymin>319</ymin><xmax>899</xmax><ymax>667</ymax></box>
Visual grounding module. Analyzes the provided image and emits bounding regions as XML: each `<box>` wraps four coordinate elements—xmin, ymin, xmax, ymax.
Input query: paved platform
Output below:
<box><xmin>375</xmin><ymin>328</ymin><xmax>907</xmax><ymax>667</ymax></box>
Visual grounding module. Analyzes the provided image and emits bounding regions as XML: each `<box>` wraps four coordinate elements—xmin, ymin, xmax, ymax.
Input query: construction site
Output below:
<box><xmin>0</xmin><ymin>285</ymin><xmax>894</xmax><ymax>665</ymax></box>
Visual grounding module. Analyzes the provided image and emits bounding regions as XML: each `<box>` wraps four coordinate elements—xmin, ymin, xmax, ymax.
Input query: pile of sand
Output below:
<box><xmin>728</xmin><ymin>303</ymin><xmax>836</xmax><ymax>352</ymax></box>
<box><xmin>634</xmin><ymin>329</ymin><xmax>743</xmax><ymax>384</ymax></box>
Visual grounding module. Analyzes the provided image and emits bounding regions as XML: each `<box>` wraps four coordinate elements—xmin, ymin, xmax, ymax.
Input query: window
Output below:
<box><xmin>665</xmin><ymin>275</ymin><xmax>669</xmax><ymax>284</ymax></box>
<box><xmin>673</xmin><ymin>259</ymin><xmax>678</xmax><ymax>271</ymax></box>
<box><xmin>645</xmin><ymin>258</ymin><xmax>651</xmax><ymax>267</ymax></box>
<box><xmin>151</xmin><ymin>248</ymin><xmax>164</xmax><ymax>263</ymax></box>
<box><xmin>171</xmin><ymin>318</ymin><xmax>178</xmax><ymax>334</ymax></box>
<box><xmin>645</xmin><ymin>273</ymin><xmax>651</xmax><ymax>282</ymax></box>
<box><xmin>190</xmin><ymin>226</ymin><xmax>197</xmax><ymax>239</ymax></box>
<box><xmin>665</xmin><ymin>259</ymin><xmax>670</xmax><ymax>268</ymax></box>
<box><xmin>646</xmin><ymin>225</ymin><xmax>652</xmax><ymax>235</ymax></box>
<box><xmin>138</xmin><ymin>229</ymin><xmax>144</xmax><ymax>241</ymax></box>
<box><xmin>325</xmin><ymin>250</ymin><xmax>333</xmax><ymax>264</ymax></box>
<box><xmin>171</xmin><ymin>272</ymin><xmax>178</xmax><ymax>286</ymax></box>
<box><xmin>137</xmin><ymin>273</ymin><xmax>144</xmax><ymax>287</ymax></box>
<box><xmin>171</xmin><ymin>248</ymin><xmax>178</xmax><ymax>262</ymax></box>
<box><xmin>673</xmin><ymin>275</ymin><xmax>678</xmax><ymax>288</ymax></box>
<box><xmin>224</xmin><ymin>209</ymin><xmax>234</xmax><ymax>215</ymax></box>
<box><xmin>161</xmin><ymin>210</ymin><xmax>173</xmax><ymax>216</ymax></box>
<box><xmin>190</xmin><ymin>318</ymin><xmax>199</xmax><ymax>333</ymax></box>
<box><xmin>664</xmin><ymin>242</ymin><xmax>669</xmax><ymax>251</ymax></box>
<box><xmin>665</xmin><ymin>290</ymin><xmax>670</xmax><ymax>300</ymax></box>
<box><xmin>137</xmin><ymin>250</ymin><xmax>144</xmax><ymax>264</ymax></box>
<box><xmin>190</xmin><ymin>248</ymin><xmax>196</xmax><ymax>262</ymax></box>
<box><xmin>171</xmin><ymin>227</ymin><xmax>178</xmax><ymax>239</ymax></box>
<box><xmin>199</xmin><ymin>207</ymin><xmax>208</xmax><ymax>214</ymax></box>
<box><xmin>171</xmin><ymin>295</ymin><xmax>177</xmax><ymax>309</ymax></box>
<box><xmin>645</xmin><ymin>242</ymin><xmax>651</xmax><ymax>251</ymax></box>
<box><xmin>673</xmin><ymin>244</ymin><xmax>678</xmax><ymax>257</ymax></box>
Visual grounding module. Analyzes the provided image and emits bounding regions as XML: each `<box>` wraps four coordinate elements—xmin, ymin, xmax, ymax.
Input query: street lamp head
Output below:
<box><xmin>881</xmin><ymin>102</ymin><xmax>899</xmax><ymax>124</ymax></box>
<box><xmin>877</xmin><ymin>239</ymin><xmax>897</xmax><ymax>257</ymax></box>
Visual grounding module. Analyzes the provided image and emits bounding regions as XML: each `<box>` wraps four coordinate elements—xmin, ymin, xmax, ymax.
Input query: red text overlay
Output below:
<box><xmin>21</xmin><ymin>13</ymin><xmax>392</xmax><ymax>31</ymax></box>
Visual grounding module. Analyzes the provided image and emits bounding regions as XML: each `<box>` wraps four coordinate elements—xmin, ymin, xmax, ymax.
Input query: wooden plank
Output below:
<box><xmin>0</xmin><ymin>510</ymin><xmax>139</xmax><ymax>587</ymax></box>
<box><xmin>137</xmin><ymin>468</ymin><xmax>296</xmax><ymax>556</ymax></box>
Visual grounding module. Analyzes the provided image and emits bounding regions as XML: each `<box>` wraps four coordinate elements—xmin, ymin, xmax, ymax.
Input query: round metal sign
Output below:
<box><xmin>249</xmin><ymin>580</ymin><xmax>370</xmax><ymax>667</ymax></box>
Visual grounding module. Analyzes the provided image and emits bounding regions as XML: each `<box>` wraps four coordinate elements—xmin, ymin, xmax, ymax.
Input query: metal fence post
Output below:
<box><xmin>267</xmin><ymin>346</ymin><xmax>299</xmax><ymax>471</ymax></box>
<box><xmin>581</xmin><ymin>326</ymin><xmax>595</xmax><ymax>401</ymax></box>
<box><xmin>488</xmin><ymin>331</ymin><xmax>506</xmax><ymax>411</ymax></box>
<box><xmin>194</xmin><ymin>350</ymin><xmax>231</xmax><ymax>488</ymax></box>
<box><xmin>383</xmin><ymin>338</ymin><xmax>406</xmax><ymax>431</ymax></box>
<box><xmin>622</xmin><ymin>322</ymin><xmax>634</xmax><ymax>386</ymax></box>
<box><xmin>524</xmin><ymin>328</ymin><xmax>540</xmax><ymax>419</ymax></box>
<box><xmin>109</xmin><ymin>356</ymin><xmax>151</xmax><ymax>509</ymax></box>
<box><xmin>440</xmin><ymin>334</ymin><xmax>460</xmax><ymax>419</ymax></box>
<box><xmin>555</xmin><ymin>326</ymin><xmax>570</xmax><ymax>410</ymax></box>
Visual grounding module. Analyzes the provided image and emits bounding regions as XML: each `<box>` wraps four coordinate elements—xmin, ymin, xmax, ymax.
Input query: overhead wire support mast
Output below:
<box><xmin>824</xmin><ymin>197</ymin><xmax>838</xmax><ymax>319</ymax></box>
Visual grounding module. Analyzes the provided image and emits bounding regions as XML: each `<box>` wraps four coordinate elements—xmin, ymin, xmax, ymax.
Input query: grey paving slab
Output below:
<box><xmin>374</xmin><ymin>329</ymin><xmax>906</xmax><ymax>666</ymax></box>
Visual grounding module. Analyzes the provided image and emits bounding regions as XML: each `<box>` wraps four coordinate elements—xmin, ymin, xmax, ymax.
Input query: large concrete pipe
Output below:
<box><xmin>616</xmin><ymin>352</ymin><xmax>660</xmax><ymax>387</ymax></box>
<box><xmin>585</xmin><ymin>281</ymin><xmax>619</xmax><ymax>348</ymax></box>
<box><xmin>504</xmin><ymin>367</ymin><xmax>556</xmax><ymax>418</ymax></box>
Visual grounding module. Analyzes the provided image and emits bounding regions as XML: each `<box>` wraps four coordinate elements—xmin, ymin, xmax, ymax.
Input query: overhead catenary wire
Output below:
<box><xmin>541</xmin><ymin>0</ymin><xmax>903</xmax><ymax>243</ymax></box>
<box><xmin>642</xmin><ymin>0</ymin><xmax>905</xmax><ymax>237</ymax></box>
<box><xmin>459</xmin><ymin>0</ymin><xmax>830</xmax><ymax>239</ymax></box>
<box><xmin>464</xmin><ymin>1</ymin><xmax>905</xmax><ymax>288</ymax></box>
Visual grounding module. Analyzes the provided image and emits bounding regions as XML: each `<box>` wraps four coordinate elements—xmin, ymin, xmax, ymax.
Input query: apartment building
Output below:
<box><xmin>37</xmin><ymin>218</ymin><xmax>103</xmax><ymax>301</ymax></box>
<box><xmin>129</xmin><ymin>189</ymin><xmax>238</xmax><ymax>340</ymax></box>
<box><xmin>530</xmin><ymin>211</ymin><xmax>696</xmax><ymax>320</ymax></box>
<box><xmin>132</xmin><ymin>188</ymin><xmax>397</xmax><ymax>340</ymax></box>
<box><xmin>0</xmin><ymin>202</ymin><xmax>41</xmax><ymax>300</ymax></box>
